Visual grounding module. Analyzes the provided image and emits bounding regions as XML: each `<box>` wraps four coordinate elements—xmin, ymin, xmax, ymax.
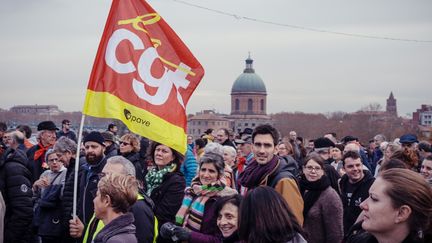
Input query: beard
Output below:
<box><xmin>86</xmin><ymin>152</ymin><xmax>104</xmax><ymax>165</ymax></box>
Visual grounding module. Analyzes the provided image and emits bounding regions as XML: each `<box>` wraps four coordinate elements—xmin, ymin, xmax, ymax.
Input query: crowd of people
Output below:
<box><xmin>0</xmin><ymin>119</ymin><xmax>432</xmax><ymax>243</ymax></box>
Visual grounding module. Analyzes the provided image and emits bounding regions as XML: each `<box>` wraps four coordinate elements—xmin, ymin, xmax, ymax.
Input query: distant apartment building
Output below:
<box><xmin>187</xmin><ymin>110</ymin><xmax>231</xmax><ymax>138</ymax></box>
<box><xmin>10</xmin><ymin>105</ymin><xmax>62</xmax><ymax>115</ymax></box>
<box><xmin>413</xmin><ymin>104</ymin><xmax>432</xmax><ymax>126</ymax></box>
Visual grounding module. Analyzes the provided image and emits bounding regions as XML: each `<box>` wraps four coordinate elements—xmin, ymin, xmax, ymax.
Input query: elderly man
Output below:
<box><xmin>27</xmin><ymin>121</ymin><xmax>58</xmax><ymax>183</ymax></box>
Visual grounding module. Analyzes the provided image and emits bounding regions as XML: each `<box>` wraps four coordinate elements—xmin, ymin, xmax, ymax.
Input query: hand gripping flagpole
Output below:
<box><xmin>72</xmin><ymin>113</ymin><xmax>86</xmax><ymax>219</ymax></box>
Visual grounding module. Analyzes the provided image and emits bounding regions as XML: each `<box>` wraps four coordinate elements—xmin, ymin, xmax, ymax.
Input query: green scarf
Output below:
<box><xmin>145</xmin><ymin>163</ymin><xmax>177</xmax><ymax>196</ymax></box>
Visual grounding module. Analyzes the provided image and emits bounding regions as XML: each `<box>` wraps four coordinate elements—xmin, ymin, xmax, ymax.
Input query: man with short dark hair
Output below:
<box><xmin>339</xmin><ymin>150</ymin><xmax>375</xmax><ymax>235</ymax></box>
<box><xmin>107</xmin><ymin>123</ymin><xmax>118</xmax><ymax>136</ymax></box>
<box><xmin>65</xmin><ymin>131</ymin><xmax>107</xmax><ymax>238</ymax></box>
<box><xmin>238</xmin><ymin>124</ymin><xmax>304</xmax><ymax>225</ymax></box>
<box><xmin>77</xmin><ymin>131</ymin><xmax>107</xmax><ymax>226</ymax></box>
<box><xmin>216</xmin><ymin>128</ymin><xmax>236</xmax><ymax>148</ymax></box>
<box><xmin>27</xmin><ymin>121</ymin><xmax>58</xmax><ymax>182</ymax></box>
<box><xmin>57</xmin><ymin>119</ymin><xmax>77</xmax><ymax>142</ymax></box>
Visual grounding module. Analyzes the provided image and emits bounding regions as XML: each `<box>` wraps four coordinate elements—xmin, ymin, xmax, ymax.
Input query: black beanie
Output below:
<box><xmin>83</xmin><ymin>131</ymin><xmax>105</xmax><ymax>146</ymax></box>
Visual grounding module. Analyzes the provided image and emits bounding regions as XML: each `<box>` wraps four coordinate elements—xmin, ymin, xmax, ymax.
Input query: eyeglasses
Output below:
<box><xmin>48</xmin><ymin>158</ymin><xmax>59</xmax><ymax>163</ymax></box>
<box><xmin>253</xmin><ymin>142</ymin><xmax>273</xmax><ymax>149</ymax></box>
<box><xmin>120</xmin><ymin>141</ymin><xmax>130</xmax><ymax>146</ymax></box>
<box><xmin>304</xmin><ymin>165</ymin><xmax>322</xmax><ymax>172</ymax></box>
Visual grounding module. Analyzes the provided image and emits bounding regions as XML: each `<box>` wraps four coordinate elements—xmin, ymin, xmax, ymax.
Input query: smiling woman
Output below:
<box><xmin>215</xmin><ymin>194</ymin><xmax>242</xmax><ymax>243</ymax></box>
<box><xmin>159</xmin><ymin>152</ymin><xmax>238</xmax><ymax>242</ymax></box>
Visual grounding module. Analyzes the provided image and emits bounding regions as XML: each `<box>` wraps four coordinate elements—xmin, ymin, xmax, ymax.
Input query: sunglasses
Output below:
<box><xmin>120</xmin><ymin>141</ymin><xmax>131</xmax><ymax>146</ymax></box>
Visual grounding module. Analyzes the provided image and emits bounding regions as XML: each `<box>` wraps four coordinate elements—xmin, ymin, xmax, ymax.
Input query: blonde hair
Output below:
<box><xmin>120</xmin><ymin>133</ymin><xmax>140</xmax><ymax>152</ymax></box>
<box><xmin>98</xmin><ymin>173</ymin><xmax>138</xmax><ymax>213</ymax></box>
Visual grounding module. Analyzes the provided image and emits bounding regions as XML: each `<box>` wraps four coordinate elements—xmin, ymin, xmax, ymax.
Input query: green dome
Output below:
<box><xmin>231</xmin><ymin>57</ymin><xmax>266</xmax><ymax>93</ymax></box>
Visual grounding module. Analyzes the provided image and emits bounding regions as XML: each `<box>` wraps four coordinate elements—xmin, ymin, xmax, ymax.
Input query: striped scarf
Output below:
<box><xmin>145</xmin><ymin>163</ymin><xmax>176</xmax><ymax>196</ymax></box>
<box><xmin>175</xmin><ymin>179</ymin><xmax>224</xmax><ymax>231</ymax></box>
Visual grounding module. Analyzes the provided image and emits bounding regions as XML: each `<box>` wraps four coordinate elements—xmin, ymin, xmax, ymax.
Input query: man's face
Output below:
<box><xmin>374</xmin><ymin>136</ymin><xmax>383</xmax><ymax>147</ymax></box>
<box><xmin>289</xmin><ymin>131</ymin><xmax>297</xmax><ymax>141</ymax></box>
<box><xmin>40</xmin><ymin>130</ymin><xmax>56</xmax><ymax>146</ymax></box>
<box><xmin>63</xmin><ymin>122</ymin><xmax>71</xmax><ymax>131</ymax></box>
<box><xmin>216</xmin><ymin>130</ymin><xmax>228</xmax><ymax>144</ymax></box>
<box><xmin>56</xmin><ymin>151</ymin><xmax>72</xmax><ymax>167</ymax></box>
<box><xmin>2</xmin><ymin>133</ymin><xmax>12</xmax><ymax>148</ymax></box>
<box><xmin>344</xmin><ymin>157</ymin><xmax>364</xmax><ymax>184</ymax></box>
<box><xmin>252</xmin><ymin>134</ymin><xmax>276</xmax><ymax>165</ymax></box>
<box><xmin>85</xmin><ymin>141</ymin><xmax>105</xmax><ymax>165</ymax></box>
<box><xmin>110</xmin><ymin>126</ymin><xmax>118</xmax><ymax>134</ymax></box>
<box><xmin>240</xmin><ymin>143</ymin><xmax>252</xmax><ymax>157</ymax></box>
<box><xmin>317</xmin><ymin>149</ymin><xmax>330</xmax><ymax>160</ymax></box>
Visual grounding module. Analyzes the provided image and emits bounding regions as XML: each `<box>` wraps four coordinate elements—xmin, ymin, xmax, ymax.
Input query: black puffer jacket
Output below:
<box><xmin>150</xmin><ymin>171</ymin><xmax>185</xmax><ymax>227</ymax></box>
<box><xmin>339</xmin><ymin>170</ymin><xmax>375</xmax><ymax>235</ymax></box>
<box><xmin>0</xmin><ymin>148</ymin><xmax>33</xmax><ymax>243</ymax></box>
<box><xmin>60</xmin><ymin>158</ymin><xmax>85</xmax><ymax>243</ymax></box>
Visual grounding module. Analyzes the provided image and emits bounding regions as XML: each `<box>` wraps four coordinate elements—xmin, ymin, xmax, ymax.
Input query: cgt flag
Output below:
<box><xmin>83</xmin><ymin>0</ymin><xmax>204</xmax><ymax>154</ymax></box>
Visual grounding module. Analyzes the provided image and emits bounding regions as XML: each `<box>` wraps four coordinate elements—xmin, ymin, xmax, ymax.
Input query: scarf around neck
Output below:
<box><xmin>299</xmin><ymin>174</ymin><xmax>330</xmax><ymax>218</ymax></box>
<box><xmin>175</xmin><ymin>178</ymin><xmax>224</xmax><ymax>232</ymax></box>
<box><xmin>238</xmin><ymin>155</ymin><xmax>279</xmax><ymax>188</ymax></box>
<box><xmin>34</xmin><ymin>142</ymin><xmax>52</xmax><ymax>169</ymax></box>
<box><xmin>145</xmin><ymin>163</ymin><xmax>176</xmax><ymax>196</ymax></box>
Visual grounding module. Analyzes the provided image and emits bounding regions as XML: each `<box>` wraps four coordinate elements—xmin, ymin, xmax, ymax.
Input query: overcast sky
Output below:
<box><xmin>1</xmin><ymin>0</ymin><xmax>431</xmax><ymax>117</ymax></box>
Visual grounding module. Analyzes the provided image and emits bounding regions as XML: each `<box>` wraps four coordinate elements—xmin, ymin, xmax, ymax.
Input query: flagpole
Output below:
<box><xmin>72</xmin><ymin>113</ymin><xmax>86</xmax><ymax>219</ymax></box>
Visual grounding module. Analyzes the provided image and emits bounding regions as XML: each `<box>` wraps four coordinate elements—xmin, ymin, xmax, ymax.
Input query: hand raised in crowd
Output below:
<box><xmin>32</xmin><ymin>176</ymin><xmax>50</xmax><ymax>190</ymax></box>
<box><xmin>69</xmin><ymin>216</ymin><xmax>84</xmax><ymax>238</ymax></box>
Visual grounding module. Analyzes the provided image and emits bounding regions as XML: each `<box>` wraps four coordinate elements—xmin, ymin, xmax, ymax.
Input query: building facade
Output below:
<box><xmin>187</xmin><ymin>55</ymin><xmax>273</xmax><ymax>137</ymax></box>
<box><xmin>10</xmin><ymin>105</ymin><xmax>62</xmax><ymax>115</ymax></box>
<box><xmin>229</xmin><ymin>56</ymin><xmax>273</xmax><ymax>134</ymax></box>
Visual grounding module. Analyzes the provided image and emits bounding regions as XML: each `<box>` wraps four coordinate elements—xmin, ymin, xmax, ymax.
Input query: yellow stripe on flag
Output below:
<box><xmin>83</xmin><ymin>90</ymin><xmax>187</xmax><ymax>154</ymax></box>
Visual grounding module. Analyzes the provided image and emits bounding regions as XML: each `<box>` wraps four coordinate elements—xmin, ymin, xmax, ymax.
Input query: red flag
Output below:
<box><xmin>83</xmin><ymin>0</ymin><xmax>204</xmax><ymax>153</ymax></box>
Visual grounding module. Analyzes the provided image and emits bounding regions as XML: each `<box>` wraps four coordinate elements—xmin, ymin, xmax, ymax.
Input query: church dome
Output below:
<box><xmin>231</xmin><ymin>57</ymin><xmax>266</xmax><ymax>93</ymax></box>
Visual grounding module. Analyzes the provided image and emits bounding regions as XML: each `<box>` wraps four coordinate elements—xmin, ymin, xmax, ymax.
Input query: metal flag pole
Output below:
<box><xmin>72</xmin><ymin>113</ymin><xmax>86</xmax><ymax>218</ymax></box>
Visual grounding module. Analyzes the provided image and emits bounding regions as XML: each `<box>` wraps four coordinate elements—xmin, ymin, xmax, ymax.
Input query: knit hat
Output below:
<box><xmin>83</xmin><ymin>131</ymin><xmax>105</xmax><ymax>146</ymax></box>
<box><xmin>101</xmin><ymin>131</ymin><xmax>115</xmax><ymax>142</ymax></box>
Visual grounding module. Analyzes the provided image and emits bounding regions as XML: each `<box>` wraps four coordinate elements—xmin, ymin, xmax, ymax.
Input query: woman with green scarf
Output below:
<box><xmin>159</xmin><ymin>152</ymin><xmax>238</xmax><ymax>243</ymax></box>
<box><xmin>145</xmin><ymin>142</ymin><xmax>185</xmax><ymax>242</ymax></box>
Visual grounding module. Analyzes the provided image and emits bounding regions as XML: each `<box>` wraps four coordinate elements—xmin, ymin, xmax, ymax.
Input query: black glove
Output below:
<box><xmin>173</xmin><ymin>226</ymin><xmax>191</xmax><ymax>241</ymax></box>
<box><xmin>159</xmin><ymin>222</ymin><xmax>176</xmax><ymax>239</ymax></box>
